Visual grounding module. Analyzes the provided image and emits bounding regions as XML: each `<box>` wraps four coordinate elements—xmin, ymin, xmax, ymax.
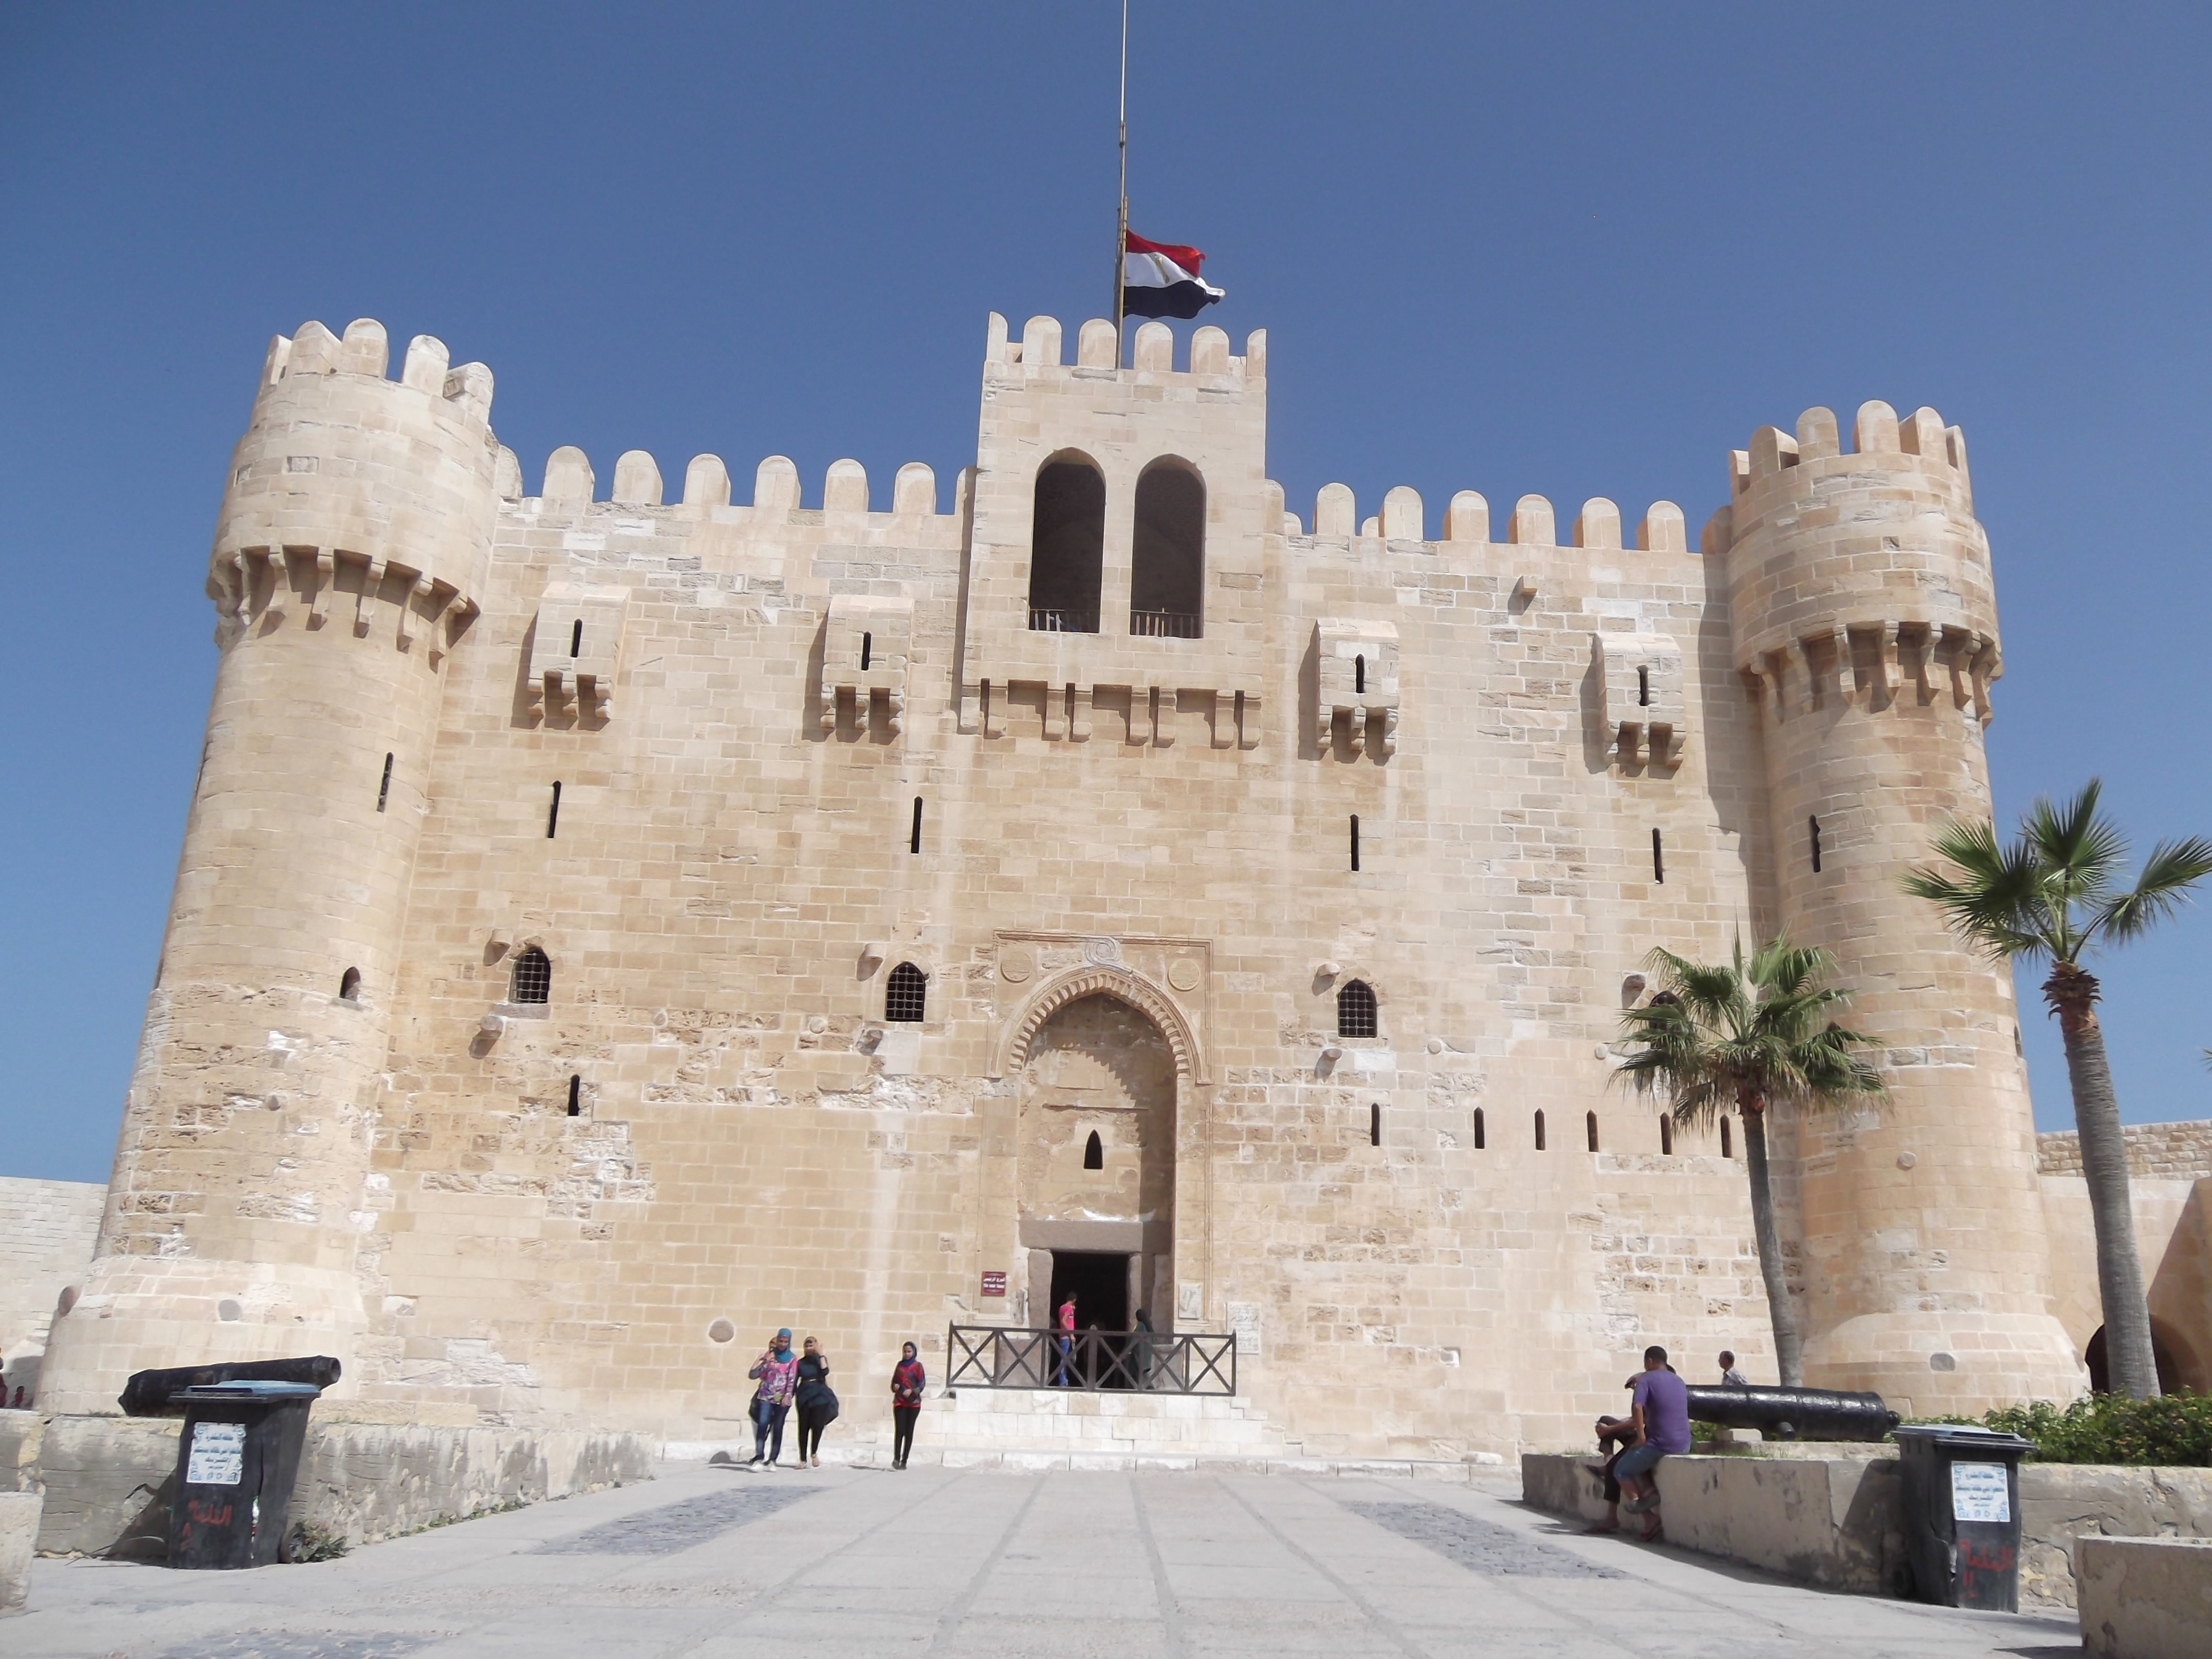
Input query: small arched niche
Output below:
<box><xmin>1130</xmin><ymin>458</ymin><xmax>1205</xmax><ymax>638</ymax></box>
<box><xmin>1028</xmin><ymin>454</ymin><xmax>1105</xmax><ymax>633</ymax></box>
<box><xmin>338</xmin><ymin>967</ymin><xmax>361</xmax><ymax>1004</ymax></box>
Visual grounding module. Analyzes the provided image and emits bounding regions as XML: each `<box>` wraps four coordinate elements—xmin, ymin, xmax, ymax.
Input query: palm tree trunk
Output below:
<box><xmin>2047</xmin><ymin>963</ymin><xmax>2160</xmax><ymax>1398</ymax></box>
<box><xmin>1739</xmin><ymin>1097</ymin><xmax>1803</xmax><ymax>1387</ymax></box>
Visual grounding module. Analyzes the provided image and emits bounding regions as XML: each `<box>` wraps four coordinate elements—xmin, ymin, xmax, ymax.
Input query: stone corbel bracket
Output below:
<box><xmin>1314</xmin><ymin>620</ymin><xmax>1400</xmax><ymax>757</ymax></box>
<box><xmin>819</xmin><ymin>594</ymin><xmax>914</xmax><ymax>737</ymax></box>
<box><xmin>527</xmin><ymin>582</ymin><xmax>631</xmax><ymax>722</ymax></box>
<box><xmin>1599</xmin><ymin>632</ymin><xmax>1687</xmax><ymax>768</ymax></box>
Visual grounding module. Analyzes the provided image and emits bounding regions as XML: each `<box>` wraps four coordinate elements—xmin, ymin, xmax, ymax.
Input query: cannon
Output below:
<box><xmin>1684</xmin><ymin>1383</ymin><xmax>1898</xmax><ymax>1443</ymax></box>
<box><xmin>119</xmin><ymin>1356</ymin><xmax>341</xmax><ymax>1418</ymax></box>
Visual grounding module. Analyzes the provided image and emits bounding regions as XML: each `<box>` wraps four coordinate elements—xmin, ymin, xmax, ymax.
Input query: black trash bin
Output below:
<box><xmin>165</xmin><ymin>1380</ymin><xmax>323</xmax><ymax>1569</ymax></box>
<box><xmin>1893</xmin><ymin>1424</ymin><xmax>2034</xmax><ymax>1611</ymax></box>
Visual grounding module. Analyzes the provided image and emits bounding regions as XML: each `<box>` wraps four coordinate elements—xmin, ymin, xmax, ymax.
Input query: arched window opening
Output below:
<box><xmin>1472</xmin><ymin>1108</ymin><xmax>1486</xmax><ymax>1150</ymax></box>
<box><xmin>1354</xmin><ymin>654</ymin><xmax>1367</xmax><ymax>694</ymax></box>
<box><xmin>510</xmin><ymin>947</ymin><xmax>551</xmax><ymax>1005</ymax></box>
<box><xmin>1720</xmin><ymin>1117</ymin><xmax>1733</xmax><ymax>1158</ymax></box>
<box><xmin>1660</xmin><ymin>1117</ymin><xmax>1673</xmax><ymax>1156</ymax></box>
<box><xmin>338</xmin><ymin>967</ymin><xmax>361</xmax><ymax>1003</ymax></box>
<box><xmin>1809</xmin><ymin>815</ymin><xmax>1823</xmax><ymax>873</ymax></box>
<box><xmin>377</xmin><ymin>752</ymin><xmax>393</xmax><ymax>814</ymax></box>
<box><xmin>1637</xmin><ymin>665</ymin><xmax>1651</xmax><ymax>707</ymax></box>
<box><xmin>1130</xmin><ymin>459</ymin><xmax>1205</xmax><ymax>638</ymax></box>
<box><xmin>1534</xmin><ymin>1110</ymin><xmax>1547</xmax><ymax>1151</ymax></box>
<box><xmin>885</xmin><ymin>961</ymin><xmax>928</xmax><ymax>1023</ymax></box>
<box><xmin>1083</xmin><ymin>1130</ymin><xmax>1103</xmax><ymax>1170</ymax></box>
<box><xmin>566</xmin><ymin>1074</ymin><xmax>582</xmax><ymax>1117</ymax></box>
<box><xmin>570</xmin><ymin>618</ymin><xmax>583</xmax><ymax>658</ymax></box>
<box><xmin>1337</xmin><ymin>979</ymin><xmax>1377</xmax><ymax>1039</ymax></box>
<box><xmin>1586</xmin><ymin>1111</ymin><xmax>1600</xmax><ymax>1152</ymax></box>
<box><xmin>860</xmin><ymin>631</ymin><xmax>872</xmax><ymax>671</ymax></box>
<box><xmin>1370</xmin><ymin>1103</ymin><xmax>1382</xmax><ymax>1147</ymax></box>
<box><xmin>1028</xmin><ymin>457</ymin><xmax>1105</xmax><ymax>632</ymax></box>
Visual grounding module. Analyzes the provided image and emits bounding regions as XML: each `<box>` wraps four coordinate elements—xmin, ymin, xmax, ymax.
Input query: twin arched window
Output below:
<box><xmin>1336</xmin><ymin>979</ymin><xmax>1377</xmax><ymax>1038</ymax></box>
<box><xmin>1027</xmin><ymin>455</ymin><xmax>1204</xmax><ymax>638</ymax></box>
<box><xmin>510</xmin><ymin>947</ymin><xmax>551</xmax><ymax>1005</ymax></box>
<box><xmin>885</xmin><ymin>962</ymin><xmax>928</xmax><ymax>1023</ymax></box>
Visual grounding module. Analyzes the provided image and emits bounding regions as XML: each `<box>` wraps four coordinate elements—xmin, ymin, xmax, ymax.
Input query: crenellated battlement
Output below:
<box><xmin>257</xmin><ymin>317</ymin><xmax>495</xmax><ymax>430</ymax></box>
<box><xmin>984</xmin><ymin>313</ymin><xmax>1266</xmax><ymax>382</ymax></box>
<box><xmin>1280</xmin><ymin>482</ymin><xmax>1688</xmax><ymax>556</ymax></box>
<box><xmin>507</xmin><ymin>446</ymin><xmax>967</xmax><ymax>524</ymax></box>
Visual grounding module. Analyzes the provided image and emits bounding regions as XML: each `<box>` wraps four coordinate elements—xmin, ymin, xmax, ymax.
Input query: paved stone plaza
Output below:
<box><xmin>8</xmin><ymin>1465</ymin><xmax>2080</xmax><ymax>1657</ymax></box>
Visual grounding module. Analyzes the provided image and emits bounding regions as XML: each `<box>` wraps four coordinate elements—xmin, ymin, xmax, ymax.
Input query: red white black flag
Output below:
<box><xmin>1121</xmin><ymin>231</ymin><xmax>1225</xmax><ymax>320</ymax></box>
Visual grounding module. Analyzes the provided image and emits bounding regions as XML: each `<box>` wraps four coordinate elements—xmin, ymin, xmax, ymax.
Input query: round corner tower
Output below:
<box><xmin>39</xmin><ymin>318</ymin><xmax>499</xmax><ymax>1413</ymax></box>
<box><xmin>1721</xmin><ymin>398</ymin><xmax>2084</xmax><ymax>1413</ymax></box>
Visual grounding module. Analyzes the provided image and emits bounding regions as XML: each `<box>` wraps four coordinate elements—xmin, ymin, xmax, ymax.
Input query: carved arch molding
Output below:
<box><xmin>991</xmin><ymin>934</ymin><xmax>1211</xmax><ymax>1083</ymax></box>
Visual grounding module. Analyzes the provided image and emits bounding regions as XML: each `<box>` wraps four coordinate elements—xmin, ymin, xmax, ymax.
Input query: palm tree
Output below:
<box><xmin>1902</xmin><ymin>779</ymin><xmax>2212</xmax><ymax>1401</ymax></box>
<box><xmin>1615</xmin><ymin>935</ymin><xmax>1885</xmax><ymax>1387</ymax></box>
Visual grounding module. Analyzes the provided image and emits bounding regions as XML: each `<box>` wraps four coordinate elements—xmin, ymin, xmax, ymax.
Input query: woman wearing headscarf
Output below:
<box><xmin>746</xmin><ymin>1328</ymin><xmax>800</xmax><ymax>1468</ymax></box>
<box><xmin>793</xmin><ymin>1336</ymin><xmax>838</xmax><ymax>1469</ymax></box>
<box><xmin>889</xmin><ymin>1341</ymin><xmax>926</xmax><ymax>1470</ymax></box>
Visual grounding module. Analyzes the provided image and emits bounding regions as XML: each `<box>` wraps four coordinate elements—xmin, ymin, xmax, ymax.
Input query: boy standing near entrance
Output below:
<box><xmin>1054</xmin><ymin>1294</ymin><xmax>1077</xmax><ymax>1386</ymax></box>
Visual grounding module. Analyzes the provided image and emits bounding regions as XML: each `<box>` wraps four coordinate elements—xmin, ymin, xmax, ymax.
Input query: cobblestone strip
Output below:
<box><xmin>532</xmin><ymin>1483</ymin><xmax>818</xmax><ymax>1555</ymax></box>
<box><xmin>1344</xmin><ymin>1500</ymin><xmax>1627</xmax><ymax>1579</ymax></box>
<box><xmin>156</xmin><ymin>1635</ymin><xmax>434</xmax><ymax>1659</ymax></box>
<box><xmin>1127</xmin><ymin>1477</ymin><xmax>1188</xmax><ymax>1659</ymax></box>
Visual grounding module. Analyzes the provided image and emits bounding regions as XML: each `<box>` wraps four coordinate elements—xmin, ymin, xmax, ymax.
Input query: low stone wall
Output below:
<box><xmin>0</xmin><ymin>1491</ymin><xmax>40</xmax><ymax>1615</ymax></box>
<box><xmin>1524</xmin><ymin>1451</ymin><xmax>2212</xmax><ymax>1606</ymax></box>
<box><xmin>19</xmin><ymin>1413</ymin><xmax>655</xmax><ymax>1557</ymax></box>
<box><xmin>2039</xmin><ymin>1120</ymin><xmax>2212</xmax><ymax>1180</ymax></box>
<box><xmin>2076</xmin><ymin>1537</ymin><xmax>2212</xmax><ymax>1658</ymax></box>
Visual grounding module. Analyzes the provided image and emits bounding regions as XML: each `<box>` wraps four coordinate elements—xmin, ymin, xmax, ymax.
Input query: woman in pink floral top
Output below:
<box><xmin>889</xmin><ymin>1342</ymin><xmax>925</xmax><ymax>1470</ymax></box>
<box><xmin>746</xmin><ymin>1328</ymin><xmax>800</xmax><ymax>1468</ymax></box>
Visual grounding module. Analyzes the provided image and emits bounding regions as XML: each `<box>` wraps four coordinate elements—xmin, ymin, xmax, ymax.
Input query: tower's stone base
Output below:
<box><xmin>1802</xmin><ymin>1310</ymin><xmax>2089</xmax><ymax>1418</ymax></box>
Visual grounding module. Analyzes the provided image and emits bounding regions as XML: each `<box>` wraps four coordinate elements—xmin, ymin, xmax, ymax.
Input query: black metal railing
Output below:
<box><xmin>946</xmin><ymin>1324</ymin><xmax>1237</xmax><ymax>1395</ymax></box>
<box><xmin>1028</xmin><ymin>606</ymin><xmax>1099</xmax><ymax>633</ymax></box>
<box><xmin>1129</xmin><ymin>609</ymin><xmax>1202</xmax><ymax>639</ymax></box>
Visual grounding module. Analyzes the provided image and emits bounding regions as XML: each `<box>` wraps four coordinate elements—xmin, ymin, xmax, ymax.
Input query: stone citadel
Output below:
<box><xmin>34</xmin><ymin>308</ymin><xmax>2207</xmax><ymax>1458</ymax></box>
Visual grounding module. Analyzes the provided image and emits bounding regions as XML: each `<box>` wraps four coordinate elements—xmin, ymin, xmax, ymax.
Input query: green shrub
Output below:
<box><xmin>1901</xmin><ymin>1392</ymin><xmax>2212</xmax><ymax>1467</ymax></box>
<box><xmin>283</xmin><ymin>1520</ymin><xmax>351</xmax><ymax>1563</ymax></box>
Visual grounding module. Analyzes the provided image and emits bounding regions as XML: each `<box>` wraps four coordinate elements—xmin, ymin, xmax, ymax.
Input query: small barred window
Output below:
<box><xmin>510</xmin><ymin>947</ymin><xmax>551</xmax><ymax>1005</ymax></box>
<box><xmin>885</xmin><ymin>962</ymin><xmax>928</xmax><ymax>1023</ymax></box>
<box><xmin>1337</xmin><ymin>979</ymin><xmax>1377</xmax><ymax>1038</ymax></box>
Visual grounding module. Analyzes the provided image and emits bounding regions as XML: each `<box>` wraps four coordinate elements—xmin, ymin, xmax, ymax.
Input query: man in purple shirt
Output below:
<box><xmin>1614</xmin><ymin>1345</ymin><xmax>1689</xmax><ymax>1541</ymax></box>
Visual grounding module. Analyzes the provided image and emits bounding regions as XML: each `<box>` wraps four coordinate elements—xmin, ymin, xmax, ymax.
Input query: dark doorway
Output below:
<box><xmin>1049</xmin><ymin>1250</ymin><xmax>1130</xmax><ymax>1387</ymax></box>
<box><xmin>1028</xmin><ymin>458</ymin><xmax>1105</xmax><ymax>632</ymax></box>
<box><xmin>2085</xmin><ymin>1323</ymin><xmax>2186</xmax><ymax>1395</ymax></box>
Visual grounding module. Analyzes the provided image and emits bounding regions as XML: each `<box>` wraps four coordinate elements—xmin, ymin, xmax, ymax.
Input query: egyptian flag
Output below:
<box><xmin>1121</xmin><ymin>231</ymin><xmax>1226</xmax><ymax>320</ymax></box>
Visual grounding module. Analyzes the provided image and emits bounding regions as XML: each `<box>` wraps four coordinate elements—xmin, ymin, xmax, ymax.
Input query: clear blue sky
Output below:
<box><xmin>3</xmin><ymin>3</ymin><xmax>2207</xmax><ymax>1183</ymax></box>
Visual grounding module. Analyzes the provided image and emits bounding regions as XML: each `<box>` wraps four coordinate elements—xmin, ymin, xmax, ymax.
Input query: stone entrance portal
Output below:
<box><xmin>1017</xmin><ymin>993</ymin><xmax>1175</xmax><ymax>1330</ymax></box>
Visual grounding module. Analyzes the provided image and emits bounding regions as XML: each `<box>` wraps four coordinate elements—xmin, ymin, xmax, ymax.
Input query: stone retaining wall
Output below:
<box><xmin>6</xmin><ymin>1412</ymin><xmax>654</xmax><ymax>1557</ymax></box>
<box><xmin>2039</xmin><ymin>1121</ymin><xmax>2212</xmax><ymax>1180</ymax></box>
<box><xmin>2076</xmin><ymin>1536</ymin><xmax>2212</xmax><ymax>1658</ymax></box>
<box><xmin>1523</xmin><ymin>1450</ymin><xmax>2212</xmax><ymax>1606</ymax></box>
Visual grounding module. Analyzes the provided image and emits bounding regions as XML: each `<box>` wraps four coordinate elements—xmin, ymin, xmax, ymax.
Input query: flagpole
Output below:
<box><xmin>1113</xmin><ymin>0</ymin><xmax>1128</xmax><ymax>338</ymax></box>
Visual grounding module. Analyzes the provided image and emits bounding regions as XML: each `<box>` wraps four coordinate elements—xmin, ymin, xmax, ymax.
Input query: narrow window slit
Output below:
<box><xmin>377</xmin><ymin>752</ymin><xmax>393</xmax><ymax>813</ymax></box>
<box><xmin>1472</xmin><ymin>1108</ymin><xmax>1486</xmax><ymax>1150</ymax></box>
<box><xmin>1586</xmin><ymin>1111</ymin><xmax>1599</xmax><ymax>1152</ymax></box>
<box><xmin>566</xmin><ymin>1074</ymin><xmax>582</xmax><ymax>1117</ymax></box>
<box><xmin>1349</xmin><ymin>815</ymin><xmax>1361</xmax><ymax>872</ymax></box>
<box><xmin>860</xmin><ymin>632</ymin><xmax>872</xmax><ymax>671</ymax></box>
<box><xmin>1534</xmin><ymin>1110</ymin><xmax>1547</xmax><ymax>1151</ymax></box>
<box><xmin>909</xmin><ymin>796</ymin><xmax>923</xmax><ymax>854</ymax></box>
<box><xmin>1651</xmin><ymin>827</ymin><xmax>1664</xmax><ymax>884</ymax></box>
<box><xmin>1661</xmin><ymin>1118</ymin><xmax>1673</xmax><ymax>1156</ymax></box>
<box><xmin>1721</xmin><ymin>1117</ymin><xmax>1733</xmax><ymax>1158</ymax></box>
<box><xmin>1637</xmin><ymin>665</ymin><xmax>1651</xmax><ymax>707</ymax></box>
<box><xmin>1809</xmin><ymin>815</ymin><xmax>1823</xmax><ymax>873</ymax></box>
<box><xmin>1355</xmin><ymin>654</ymin><xmax>1366</xmax><ymax>694</ymax></box>
<box><xmin>546</xmin><ymin>781</ymin><xmax>562</xmax><ymax>838</ymax></box>
<box><xmin>1370</xmin><ymin>1103</ymin><xmax>1382</xmax><ymax>1147</ymax></box>
<box><xmin>569</xmin><ymin>619</ymin><xmax>583</xmax><ymax>657</ymax></box>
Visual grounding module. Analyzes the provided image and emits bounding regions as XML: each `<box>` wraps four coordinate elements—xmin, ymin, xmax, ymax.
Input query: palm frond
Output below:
<box><xmin>1901</xmin><ymin>817</ymin><xmax>2053</xmax><ymax>963</ymax></box>
<box><xmin>2025</xmin><ymin>780</ymin><xmax>2127</xmax><ymax>903</ymax></box>
<box><xmin>2094</xmin><ymin>836</ymin><xmax>2212</xmax><ymax>943</ymax></box>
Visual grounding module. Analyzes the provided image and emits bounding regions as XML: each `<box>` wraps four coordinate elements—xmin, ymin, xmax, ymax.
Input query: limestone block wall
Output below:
<box><xmin>0</xmin><ymin>1178</ymin><xmax>105</xmax><ymax>1399</ymax></box>
<box><xmin>2040</xmin><ymin>1122</ymin><xmax>2212</xmax><ymax>1181</ymax></box>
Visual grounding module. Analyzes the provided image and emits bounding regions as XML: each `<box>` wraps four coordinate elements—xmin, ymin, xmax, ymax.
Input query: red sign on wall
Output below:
<box><xmin>980</xmin><ymin>1271</ymin><xmax>1007</xmax><ymax>1297</ymax></box>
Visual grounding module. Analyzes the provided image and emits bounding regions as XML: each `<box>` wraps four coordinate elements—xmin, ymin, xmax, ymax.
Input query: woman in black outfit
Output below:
<box><xmin>793</xmin><ymin>1337</ymin><xmax>838</xmax><ymax>1468</ymax></box>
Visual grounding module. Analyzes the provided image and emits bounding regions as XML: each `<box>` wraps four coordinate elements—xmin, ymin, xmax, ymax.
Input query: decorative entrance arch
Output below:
<box><xmin>996</xmin><ymin>963</ymin><xmax>1207</xmax><ymax>1082</ymax></box>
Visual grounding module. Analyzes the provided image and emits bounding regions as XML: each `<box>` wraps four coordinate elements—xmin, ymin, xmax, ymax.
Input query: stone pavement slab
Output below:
<box><xmin>5</xmin><ymin>1462</ymin><xmax>2083</xmax><ymax>1657</ymax></box>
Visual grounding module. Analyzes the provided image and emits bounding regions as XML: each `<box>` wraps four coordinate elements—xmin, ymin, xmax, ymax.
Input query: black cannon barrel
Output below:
<box><xmin>120</xmin><ymin>1356</ymin><xmax>341</xmax><ymax>1418</ymax></box>
<box><xmin>1684</xmin><ymin>1384</ymin><xmax>1899</xmax><ymax>1442</ymax></box>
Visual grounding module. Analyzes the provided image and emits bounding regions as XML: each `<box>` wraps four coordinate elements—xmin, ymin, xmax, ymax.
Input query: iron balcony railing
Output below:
<box><xmin>945</xmin><ymin>1324</ymin><xmax>1237</xmax><ymax>1395</ymax></box>
<box><xmin>1129</xmin><ymin>609</ymin><xmax>1202</xmax><ymax>639</ymax></box>
<box><xmin>1028</xmin><ymin>606</ymin><xmax>1099</xmax><ymax>633</ymax></box>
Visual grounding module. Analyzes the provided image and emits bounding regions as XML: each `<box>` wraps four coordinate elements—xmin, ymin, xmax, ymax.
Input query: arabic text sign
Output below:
<box><xmin>1950</xmin><ymin>1460</ymin><xmax>2010</xmax><ymax>1523</ymax></box>
<box><xmin>186</xmin><ymin>1420</ymin><xmax>246</xmax><ymax>1487</ymax></box>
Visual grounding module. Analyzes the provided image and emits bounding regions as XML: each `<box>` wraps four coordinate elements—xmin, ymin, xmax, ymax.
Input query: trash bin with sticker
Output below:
<box><xmin>164</xmin><ymin>1380</ymin><xmax>324</xmax><ymax>1569</ymax></box>
<box><xmin>1893</xmin><ymin>1424</ymin><xmax>2034</xmax><ymax>1611</ymax></box>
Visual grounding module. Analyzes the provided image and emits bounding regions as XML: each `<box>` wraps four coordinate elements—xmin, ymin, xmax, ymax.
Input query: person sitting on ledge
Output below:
<box><xmin>1615</xmin><ymin>1344</ymin><xmax>1690</xmax><ymax>1541</ymax></box>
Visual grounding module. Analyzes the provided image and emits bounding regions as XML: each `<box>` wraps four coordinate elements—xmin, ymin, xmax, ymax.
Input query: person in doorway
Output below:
<box><xmin>793</xmin><ymin>1337</ymin><xmax>838</xmax><ymax>1468</ymax></box>
<box><xmin>890</xmin><ymin>1341</ymin><xmax>925</xmax><ymax>1469</ymax></box>
<box><xmin>746</xmin><ymin>1328</ymin><xmax>800</xmax><ymax>1468</ymax></box>
<box><xmin>1718</xmin><ymin>1350</ymin><xmax>1749</xmax><ymax>1387</ymax></box>
<box><xmin>1054</xmin><ymin>1293</ymin><xmax>1077</xmax><ymax>1387</ymax></box>
<box><xmin>1615</xmin><ymin>1345</ymin><xmax>1690</xmax><ymax>1541</ymax></box>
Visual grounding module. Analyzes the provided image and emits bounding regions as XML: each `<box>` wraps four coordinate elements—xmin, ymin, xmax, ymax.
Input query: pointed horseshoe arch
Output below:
<box><xmin>996</xmin><ymin>965</ymin><xmax>1208</xmax><ymax>1083</ymax></box>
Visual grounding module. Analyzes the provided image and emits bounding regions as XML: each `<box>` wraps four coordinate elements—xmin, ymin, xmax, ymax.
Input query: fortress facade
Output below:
<box><xmin>39</xmin><ymin>309</ymin><xmax>2102</xmax><ymax>1455</ymax></box>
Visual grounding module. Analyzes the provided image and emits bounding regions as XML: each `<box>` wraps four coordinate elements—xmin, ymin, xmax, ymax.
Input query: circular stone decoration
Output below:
<box><xmin>1896</xmin><ymin>1151</ymin><xmax>1919</xmax><ymax>1170</ymax></box>
<box><xmin>1168</xmin><ymin>957</ymin><xmax>1202</xmax><ymax>993</ymax></box>
<box><xmin>1000</xmin><ymin>948</ymin><xmax>1034</xmax><ymax>984</ymax></box>
<box><xmin>707</xmin><ymin>1319</ymin><xmax>736</xmax><ymax>1344</ymax></box>
<box><xmin>216</xmin><ymin>1298</ymin><xmax>243</xmax><ymax>1323</ymax></box>
<box><xmin>1928</xmin><ymin>1351</ymin><xmax>1956</xmax><ymax>1373</ymax></box>
<box><xmin>1081</xmin><ymin>936</ymin><xmax>1124</xmax><ymax>967</ymax></box>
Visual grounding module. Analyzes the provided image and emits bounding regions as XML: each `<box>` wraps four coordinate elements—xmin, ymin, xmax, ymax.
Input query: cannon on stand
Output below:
<box><xmin>1685</xmin><ymin>1384</ymin><xmax>1898</xmax><ymax>1443</ymax></box>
